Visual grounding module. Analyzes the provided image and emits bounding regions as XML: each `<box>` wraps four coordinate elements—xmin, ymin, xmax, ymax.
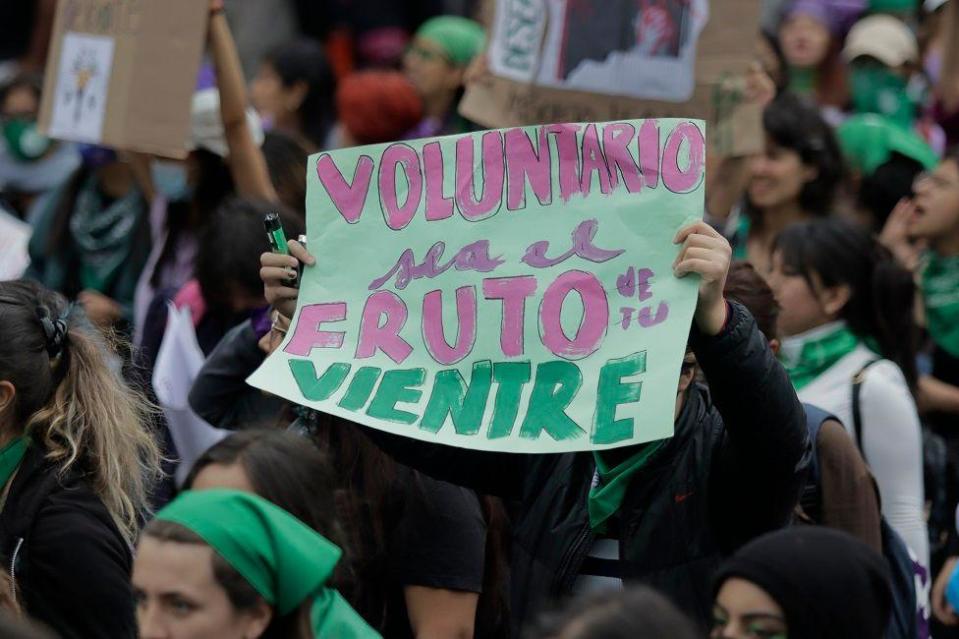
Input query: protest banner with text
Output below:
<box><xmin>248</xmin><ymin>119</ymin><xmax>705</xmax><ymax>453</ymax></box>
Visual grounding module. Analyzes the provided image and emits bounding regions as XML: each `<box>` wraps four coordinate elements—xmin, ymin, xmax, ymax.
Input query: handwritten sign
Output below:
<box><xmin>38</xmin><ymin>0</ymin><xmax>208</xmax><ymax>157</ymax></box>
<box><xmin>461</xmin><ymin>0</ymin><xmax>762</xmax><ymax>157</ymax></box>
<box><xmin>248</xmin><ymin>119</ymin><xmax>705</xmax><ymax>452</ymax></box>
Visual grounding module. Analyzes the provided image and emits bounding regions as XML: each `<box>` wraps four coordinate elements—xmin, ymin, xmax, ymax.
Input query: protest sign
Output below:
<box><xmin>0</xmin><ymin>209</ymin><xmax>31</xmax><ymax>281</ymax></box>
<box><xmin>153</xmin><ymin>304</ymin><xmax>230</xmax><ymax>485</ymax></box>
<box><xmin>38</xmin><ymin>0</ymin><xmax>208</xmax><ymax>158</ymax></box>
<box><xmin>249</xmin><ymin>119</ymin><xmax>704</xmax><ymax>453</ymax></box>
<box><xmin>460</xmin><ymin>0</ymin><xmax>762</xmax><ymax>157</ymax></box>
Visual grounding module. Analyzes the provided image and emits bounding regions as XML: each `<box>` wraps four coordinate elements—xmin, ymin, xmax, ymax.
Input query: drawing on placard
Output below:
<box><xmin>49</xmin><ymin>32</ymin><xmax>115</xmax><ymax>142</ymax></box>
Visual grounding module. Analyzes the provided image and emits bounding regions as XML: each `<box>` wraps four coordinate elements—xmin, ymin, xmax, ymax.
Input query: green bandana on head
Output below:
<box><xmin>155</xmin><ymin>490</ymin><xmax>380</xmax><ymax>638</ymax></box>
<box><xmin>838</xmin><ymin>113</ymin><xmax>938</xmax><ymax>176</ymax></box>
<box><xmin>922</xmin><ymin>251</ymin><xmax>959</xmax><ymax>358</ymax></box>
<box><xmin>780</xmin><ymin>322</ymin><xmax>863</xmax><ymax>390</ymax></box>
<box><xmin>850</xmin><ymin>65</ymin><xmax>915</xmax><ymax>129</ymax></box>
<box><xmin>415</xmin><ymin>16</ymin><xmax>485</xmax><ymax>66</ymax></box>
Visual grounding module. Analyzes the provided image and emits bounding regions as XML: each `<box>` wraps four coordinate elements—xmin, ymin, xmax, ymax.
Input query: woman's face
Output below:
<box><xmin>1</xmin><ymin>85</ymin><xmax>39</xmax><ymax>119</ymax></box>
<box><xmin>748</xmin><ymin>137</ymin><xmax>813</xmax><ymax>211</ymax></box>
<box><xmin>778</xmin><ymin>13</ymin><xmax>830</xmax><ymax>68</ymax></box>
<box><xmin>250</xmin><ymin>63</ymin><xmax>304</xmax><ymax>128</ymax></box>
<box><xmin>403</xmin><ymin>37</ymin><xmax>462</xmax><ymax>102</ymax></box>
<box><xmin>711</xmin><ymin>577</ymin><xmax>788</xmax><ymax>639</ymax></box>
<box><xmin>133</xmin><ymin>538</ymin><xmax>270</xmax><ymax>639</ymax></box>
<box><xmin>910</xmin><ymin>159</ymin><xmax>959</xmax><ymax>241</ymax></box>
<box><xmin>766</xmin><ymin>250</ymin><xmax>833</xmax><ymax>337</ymax></box>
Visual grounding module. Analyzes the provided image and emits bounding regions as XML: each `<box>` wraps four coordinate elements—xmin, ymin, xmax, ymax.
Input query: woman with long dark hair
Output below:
<box><xmin>250</xmin><ymin>39</ymin><xmax>337</xmax><ymax>152</ymax></box>
<box><xmin>726</xmin><ymin>92</ymin><xmax>844</xmax><ymax>273</ymax></box>
<box><xmin>767</xmin><ymin>218</ymin><xmax>927</xmax><ymax>571</ymax></box>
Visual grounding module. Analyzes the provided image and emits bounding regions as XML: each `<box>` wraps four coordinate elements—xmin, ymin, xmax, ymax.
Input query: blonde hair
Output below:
<box><xmin>0</xmin><ymin>281</ymin><xmax>162</xmax><ymax>544</ymax></box>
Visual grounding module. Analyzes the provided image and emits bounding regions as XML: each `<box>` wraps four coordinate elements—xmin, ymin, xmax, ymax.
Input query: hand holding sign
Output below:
<box><xmin>673</xmin><ymin>222</ymin><xmax>731</xmax><ymax>336</ymax></box>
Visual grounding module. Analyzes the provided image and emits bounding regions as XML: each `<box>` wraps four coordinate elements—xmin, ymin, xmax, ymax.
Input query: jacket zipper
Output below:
<box><xmin>9</xmin><ymin>537</ymin><xmax>23</xmax><ymax>605</ymax></box>
<box><xmin>557</xmin><ymin>523</ymin><xmax>593</xmax><ymax>593</ymax></box>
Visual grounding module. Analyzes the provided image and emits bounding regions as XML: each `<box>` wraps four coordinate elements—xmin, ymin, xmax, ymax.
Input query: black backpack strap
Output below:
<box><xmin>851</xmin><ymin>359</ymin><xmax>882</xmax><ymax>457</ymax></box>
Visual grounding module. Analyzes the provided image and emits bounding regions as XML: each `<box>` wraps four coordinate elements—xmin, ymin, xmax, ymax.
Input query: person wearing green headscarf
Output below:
<box><xmin>403</xmin><ymin>16</ymin><xmax>485</xmax><ymax>136</ymax></box>
<box><xmin>134</xmin><ymin>490</ymin><xmax>380</xmax><ymax>639</ymax></box>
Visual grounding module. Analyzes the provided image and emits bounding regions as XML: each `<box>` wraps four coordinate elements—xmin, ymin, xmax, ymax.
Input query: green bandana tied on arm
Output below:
<box><xmin>415</xmin><ymin>16</ymin><xmax>485</xmax><ymax>66</ymax></box>
<box><xmin>589</xmin><ymin>440</ymin><xmax>668</xmax><ymax>534</ymax></box>
<box><xmin>156</xmin><ymin>490</ymin><xmax>380</xmax><ymax>639</ymax></box>
<box><xmin>922</xmin><ymin>252</ymin><xmax>959</xmax><ymax>358</ymax></box>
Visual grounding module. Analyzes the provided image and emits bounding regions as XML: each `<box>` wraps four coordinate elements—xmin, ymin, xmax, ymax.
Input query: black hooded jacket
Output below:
<box><xmin>0</xmin><ymin>444</ymin><xmax>136</xmax><ymax>639</ymax></box>
<box><xmin>356</xmin><ymin>301</ymin><xmax>811</xmax><ymax>632</ymax></box>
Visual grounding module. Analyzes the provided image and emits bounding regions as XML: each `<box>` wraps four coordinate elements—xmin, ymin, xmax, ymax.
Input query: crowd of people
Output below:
<box><xmin>1</xmin><ymin>0</ymin><xmax>959</xmax><ymax>637</ymax></box>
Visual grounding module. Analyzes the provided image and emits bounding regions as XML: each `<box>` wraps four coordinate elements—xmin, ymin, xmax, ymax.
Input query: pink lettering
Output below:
<box><xmin>455</xmin><ymin>131</ymin><xmax>505</xmax><ymax>221</ymax></box>
<box><xmin>316</xmin><ymin>154</ymin><xmax>374</xmax><ymax>224</ymax></box>
<box><xmin>423</xmin><ymin>142</ymin><xmax>453</xmax><ymax>221</ymax></box>
<box><xmin>638</xmin><ymin>120</ymin><xmax>660</xmax><ymax>189</ymax></box>
<box><xmin>579</xmin><ymin>123</ymin><xmax>612</xmax><ymax>196</ymax></box>
<box><xmin>540</xmin><ymin>270</ymin><xmax>609</xmax><ymax>360</ymax></box>
<box><xmin>483</xmin><ymin>276</ymin><xmax>537</xmax><ymax>357</ymax></box>
<box><xmin>505</xmin><ymin>128</ymin><xmax>552</xmax><ymax>210</ymax></box>
<box><xmin>355</xmin><ymin>291</ymin><xmax>413</xmax><ymax>364</ymax></box>
<box><xmin>661</xmin><ymin>122</ymin><xmax>705</xmax><ymax>194</ymax></box>
<box><xmin>422</xmin><ymin>286</ymin><xmax>477</xmax><ymax>365</ymax></box>
<box><xmin>378</xmin><ymin>144</ymin><xmax>423</xmax><ymax>230</ymax></box>
<box><xmin>545</xmin><ymin>124</ymin><xmax>582</xmax><ymax>202</ymax></box>
<box><xmin>283</xmin><ymin>303</ymin><xmax>347</xmax><ymax>356</ymax></box>
<box><xmin>603</xmin><ymin>123</ymin><xmax>643</xmax><ymax>193</ymax></box>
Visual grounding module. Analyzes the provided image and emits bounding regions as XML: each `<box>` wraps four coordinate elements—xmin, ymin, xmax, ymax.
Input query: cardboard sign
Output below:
<box><xmin>460</xmin><ymin>0</ymin><xmax>762</xmax><ymax>157</ymax></box>
<box><xmin>38</xmin><ymin>0</ymin><xmax>208</xmax><ymax>158</ymax></box>
<box><xmin>248</xmin><ymin>119</ymin><xmax>705</xmax><ymax>453</ymax></box>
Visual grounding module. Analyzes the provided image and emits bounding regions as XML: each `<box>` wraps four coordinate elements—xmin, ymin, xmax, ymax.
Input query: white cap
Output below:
<box><xmin>924</xmin><ymin>0</ymin><xmax>950</xmax><ymax>12</ymax></box>
<box><xmin>189</xmin><ymin>88</ymin><xmax>264</xmax><ymax>157</ymax></box>
<box><xmin>842</xmin><ymin>15</ymin><xmax>918</xmax><ymax>68</ymax></box>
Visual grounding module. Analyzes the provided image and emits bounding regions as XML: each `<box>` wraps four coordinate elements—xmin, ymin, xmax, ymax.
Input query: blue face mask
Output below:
<box><xmin>150</xmin><ymin>160</ymin><xmax>193</xmax><ymax>202</ymax></box>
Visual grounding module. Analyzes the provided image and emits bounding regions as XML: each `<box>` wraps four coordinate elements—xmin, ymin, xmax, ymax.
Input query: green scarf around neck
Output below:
<box><xmin>156</xmin><ymin>490</ymin><xmax>380</xmax><ymax>638</ymax></box>
<box><xmin>0</xmin><ymin>437</ymin><xmax>28</xmax><ymax>490</ymax></box>
<box><xmin>780</xmin><ymin>323</ymin><xmax>861</xmax><ymax>390</ymax></box>
<box><xmin>589</xmin><ymin>440</ymin><xmax>668</xmax><ymax>534</ymax></box>
<box><xmin>922</xmin><ymin>251</ymin><xmax>959</xmax><ymax>358</ymax></box>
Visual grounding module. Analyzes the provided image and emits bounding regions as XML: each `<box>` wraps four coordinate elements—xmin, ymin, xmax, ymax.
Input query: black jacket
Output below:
<box><xmin>0</xmin><ymin>445</ymin><xmax>136</xmax><ymax>639</ymax></box>
<box><xmin>357</xmin><ymin>302</ymin><xmax>811</xmax><ymax>632</ymax></box>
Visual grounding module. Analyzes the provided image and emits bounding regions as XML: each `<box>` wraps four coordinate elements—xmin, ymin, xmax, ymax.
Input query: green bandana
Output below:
<box><xmin>156</xmin><ymin>490</ymin><xmax>380</xmax><ymax>638</ymax></box>
<box><xmin>838</xmin><ymin>113</ymin><xmax>938</xmax><ymax>176</ymax></box>
<box><xmin>780</xmin><ymin>323</ymin><xmax>862</xmax><ymax>390</ymax></box>
<box><xmin>787</xmin><ymin>66</ymin><xmax>817</xmax><ymax>97</ymax></box>
<box><xmin>922</xmin><ymin>251</ymin><xmax>959</xmax><ymax>358</ymax></box>
<box><xmin>415</xmin><ymin>16</ymin><xmax>485</xmax><ymax>66</ymax></box>
<box><xmin>589</xmin><ymin>440</ymin><xmax>668</xmax><ymax>534</ymax></box>
<box><xmin>850</xmin><ymin>65</ymin><xmax>915</xmax><ymax>129</ymax></box>
<box><xmin>0</xmin><ymin>437</ymin><xmax>28</xmax><ymax>489</ymax></box>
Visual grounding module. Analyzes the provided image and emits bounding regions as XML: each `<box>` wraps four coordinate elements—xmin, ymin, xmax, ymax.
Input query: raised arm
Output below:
<box><xmin>673</xmin><ymin>223</ymin><xmax>809</xmax><ymax>549</ymax></box>
<box><xmin>207</xmin><ymin>1</ymin><xmax>277</xmax><ymax>201</ymax></box>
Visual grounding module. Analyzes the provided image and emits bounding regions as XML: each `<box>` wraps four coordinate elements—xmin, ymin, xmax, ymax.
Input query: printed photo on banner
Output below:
<box><xmin>248</xmin><ymin>119</ymin><xmax>706</xmax><ymax>453</ymax></box>
<box><xmin>492</xmin><ymin>0</ymin><xmax>709</xmax><ymax>101</ymax></box>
